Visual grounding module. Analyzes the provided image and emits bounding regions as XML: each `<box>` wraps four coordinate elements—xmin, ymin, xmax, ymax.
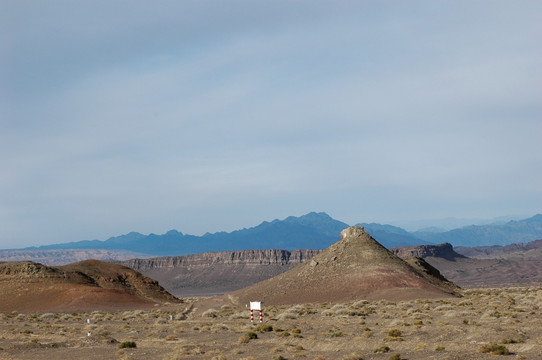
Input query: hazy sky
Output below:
<box><xmin>2</xmin><ymin>1</ymin><xmax>541</xmax><ymax>249</ymax></box>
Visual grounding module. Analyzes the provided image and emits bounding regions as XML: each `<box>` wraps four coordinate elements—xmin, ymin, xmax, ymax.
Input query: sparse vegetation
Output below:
<box><xmin>254</xmin><ymin>324</ymin><xmax>273</xmax><ymax>332</ymax></box>
<box><xmin>118</xmin><ymin>341</ymin><xmax>137</xmax><ymax>349</ymax></box>
<box><xmin>0</xmin><ymin>287</ymin><xmax>541</xmax><ymax>359</ymax></box>
<box><xmin>238</xmin><ymin>331</ymin><xmax>258</xmax><ymax>344</ymax></box>
<box><xmin>480</xmin><ymin>343</ymin><xmax>510</xmax><ymax>355</ymax></box>
<box><xmin>374</xmin><ymin>345</ymin><xmax>391</xmax><ymax>353</ymax></box>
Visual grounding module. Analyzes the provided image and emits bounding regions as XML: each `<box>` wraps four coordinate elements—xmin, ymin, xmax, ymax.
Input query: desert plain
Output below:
<box><xmin>1</xmin><ymin>286</ymin><xmax>541</xmax><ymax>360</ymax></box>
<box><xmin>2</xmin><ymin>227</ymin><xmax>542</xmax><ymax>359</ymax></box>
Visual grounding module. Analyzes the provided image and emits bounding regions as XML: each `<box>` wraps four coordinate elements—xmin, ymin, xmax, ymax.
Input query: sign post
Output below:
<box><xmin>250</xmin><ymin>301</ymin><xmax>262</xmax><ymax>323</ymax></box>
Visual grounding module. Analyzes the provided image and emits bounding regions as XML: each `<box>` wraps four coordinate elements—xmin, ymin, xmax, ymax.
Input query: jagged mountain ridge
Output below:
<box><xmin>355</xmin><ymin>222</ymin><xmax>431</xmax><ymax>247</ymax></box>
<box><xmin>13</xmin><ymin>213</ymin><xmax>542</xmax><ymax>260</ymax></box>
<box><xmin>413</xmin><ymin>214</ymin><xmax>542</xmax><ymax>246</ymax></box>
<box><xmin>27</xmin><ymin>212</ymin><xmax>349</xmax><ymax>256</ymax></box>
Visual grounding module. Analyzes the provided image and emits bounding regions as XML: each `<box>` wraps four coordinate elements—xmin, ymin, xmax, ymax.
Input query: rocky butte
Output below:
<box><xmin>221</xmin><ymin>226</ymin><xmax>459</xmax><ymax>306</ymax></box>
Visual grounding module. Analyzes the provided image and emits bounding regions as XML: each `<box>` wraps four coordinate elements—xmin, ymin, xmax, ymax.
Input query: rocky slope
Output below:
<box><xmin>0</xmin><ymin>260</ymin><xmax>180</xmax><ymax>312</ymax></box>
<box><xmin>222</xmin><ymin>227</ymin><xmax>458</xmax><ymax>306</ymax></box>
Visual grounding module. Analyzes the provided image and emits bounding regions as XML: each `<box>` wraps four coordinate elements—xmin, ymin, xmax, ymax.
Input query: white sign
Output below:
<box><xmin>250</xmin><ymin>301</ymin><xmax>261</xmax><ymax>311</ymax></box>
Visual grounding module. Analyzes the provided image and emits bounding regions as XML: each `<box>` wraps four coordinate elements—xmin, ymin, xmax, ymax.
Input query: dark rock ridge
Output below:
<box><xmin>455</xmin><ymin>238</ymin><xmax>542</xmax><ymax>258</ymax></box>
<box><xmin>390</xmin><ymin>243</ymin><xmax>465</xmax><ymax>261</ymax></box>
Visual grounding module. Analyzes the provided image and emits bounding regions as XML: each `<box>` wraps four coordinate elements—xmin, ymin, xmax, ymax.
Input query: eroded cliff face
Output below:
<box><xmin>122</xmin><ymin>249</ymin><xmax>321</xmax><ymax>271</ymax></box>
<box><xmin>390</xmin><ymin>243</ymin><xmax>464</xmax><ymax>261</ymax></box>
<box><xmin>120</xmin><ymin>249</ymin><xmax>322</xmax><ymax>297</ymax></box>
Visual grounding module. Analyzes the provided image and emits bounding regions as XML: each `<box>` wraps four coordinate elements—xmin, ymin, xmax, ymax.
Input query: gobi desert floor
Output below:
<box><xmin>1</xmin><ymin>287</ymin><xmax>541</xmax><ymax>360</ymax></box>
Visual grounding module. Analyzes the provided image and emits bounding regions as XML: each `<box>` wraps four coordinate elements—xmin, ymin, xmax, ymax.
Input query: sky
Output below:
<box><xmin>1</xmin><ymin>1</ymin><xmax>541</xmax><ymax>249</ymax></box>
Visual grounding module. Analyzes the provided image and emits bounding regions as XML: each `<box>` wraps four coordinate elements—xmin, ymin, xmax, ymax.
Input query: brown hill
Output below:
<box><xmin>222</xmin><ymin>227</ymin><xmax>459</xmax><ymax>306</ymax></box>
<box><xmin>0</xmin><ymin>259</ymin><xmax>180</xmax><ymax>312</ymax></box>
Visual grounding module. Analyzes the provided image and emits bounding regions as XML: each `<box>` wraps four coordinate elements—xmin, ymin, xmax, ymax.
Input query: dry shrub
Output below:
<box><xmin>230</xmin><ymin>311</ymin><xmax>249</xmax><ymax>320</ymax></box>
<box><xmin>254</xmin><ymin>324</ymin><xmax>273</xmax><ymax>332</ymax></box>
<box><xmin>384</xmin><ymin>329</ymin><xmax>403</xmax><ymax>341</ymax></box>
<box><xmin>480</xmin><ymin>343</ymin><xmax>510</xmax><ymax>355</ymax></box>
<box><xmin>374</xmin><ymin>346</ymin><xmax>390</xmax><ymax>354</ymax></box>
<box><xmin>173</xmin><ymin>344</ymin><xmax>205</xmax><ymax>356</ymax></box>
<box><xmin>238</xmin><ymin>332</ymin><xmax>258</xmax><ymax>344</ymax></box>
<box><xmin>414</xmin><ymin>343</ymin><xmax>426</xmax><ymax>351</ymax></box>
<box><xmin>329</xmin><ymin>304</ymin><xmax>349</xmax><ymax>315</ymax></box>
<box><xmin>202</xmin><ymin>309</ymin><xmax>219</xmax><ymax>318</ymax></box>
<box><xmin>277</xmin><ymin>305</ymin><xmax>305</xmax><ymax>320</ymax></box>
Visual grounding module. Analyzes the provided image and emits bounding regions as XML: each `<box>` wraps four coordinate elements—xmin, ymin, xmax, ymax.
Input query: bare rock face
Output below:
<box><xmin>224</xmin><ymin>226</ymin><xmax>459</xmax><ymax>306</ymax></box>
<box><xmin>120</xmin><ymin>249</ymin><xmax>321</xmax><ymax>296</ymax></box>
<box><xmin>390</xmin><ymin>243</ymin><xmax>465</xmax><ymax>261</ymax></box>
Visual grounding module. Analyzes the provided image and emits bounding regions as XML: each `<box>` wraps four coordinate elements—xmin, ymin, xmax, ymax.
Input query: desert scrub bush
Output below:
<box><xmin>211</xmin><ymin>355</ymin><xmax>228</xmax><ymax>360</ymax></box>
<box><xmin>388</xmin><ymin>354</ymin><xmax>401</xmax><ymax>360</ymax></box>
<box><xmin>291</xmin><ymin>328</ymin><xmax>303</xmax><ymax>338</ymax></box>
<box><xmin>480</xmin><ymin>343</ymin><xmax>510</xmax><ymax>355</ymax></box>
<box><xmin>502</xmin><ymin>338</ymin><xmax>524</xmax><ymax>344</ymax></box>
<box><xmin>118</xmin><ymin>341</ymin><xmax>137</xmax><ymax>349</ymax></box>
<box><xmin>165</xmin><ymin>334</ymin><xmax>176</xmax><ymax>341</ymax></box>
<box><xmin>414</xmin><ymin>343</ymin><xmax>426</xmax><ymax>351</ymax></box>
<box><xmin>238</xmin><ymin>332</ymin><xmax>258</xmax><ymax>344</ymax></box>
<box><xmin>387</xmin><ymin>329</ymin><xmax>402</xmax><ymax>337</ymax></box>
<box><xmin>384</xmin><ymin>329</ymin><xmax>403</xmax><ymax>341</ymax></box>
<box><xmin>435</xmin><ymin>346</ymin><xmax>445</xmax><ymax>351</ymax></box>
<box><xmin>330</xmin><ymin>331</ymin><xmax>344</xmax><ymax>338</ymax></box>
<box><xmin>254</xmin><ymin>324</ymin><xmax>273</xmax><ymax>332</ymax></box>
<box><xmin>374</xmin><ymin>345</ymin><xmax>390</xmax><ymax>353</ymax></box>
<box><xmin>202</xmin><ymin>309</ymin><xmax>219</xmax><ymax>318</ymax></box>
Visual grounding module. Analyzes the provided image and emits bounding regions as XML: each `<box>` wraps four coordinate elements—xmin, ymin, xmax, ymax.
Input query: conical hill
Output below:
<box><xmin>226</xmin><ymin>226</ymin><xmax>458</xmax><ymax>305</ymax></box>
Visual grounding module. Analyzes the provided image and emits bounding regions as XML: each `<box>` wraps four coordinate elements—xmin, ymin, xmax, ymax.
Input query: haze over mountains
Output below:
<box><xmin>13</xmin><ymin>212</ymin><xmax>542</xmax><ymax>258</ymax></box>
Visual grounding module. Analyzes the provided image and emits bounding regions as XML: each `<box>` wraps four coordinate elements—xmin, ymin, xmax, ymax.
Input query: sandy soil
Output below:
<box><xmin>1</xmin><ymin>286</ymin><xmax>541</xmax><ymax>360</ymax></box>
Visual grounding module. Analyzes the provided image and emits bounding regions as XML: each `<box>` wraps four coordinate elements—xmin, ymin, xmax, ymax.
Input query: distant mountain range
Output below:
<box><xmin>20</xmin><ymin>212</ymin><xmax>542</xmax><ymax>257</ymax></box>
<box><xmin>27</xmin><ymin>212</ymin><xmax>348</xmax><ymax>256</ymax></box>
<box><xmin>413</xmin><ymin>214</ymin><xmax>542</xmax><ymax>247</ymax></box>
